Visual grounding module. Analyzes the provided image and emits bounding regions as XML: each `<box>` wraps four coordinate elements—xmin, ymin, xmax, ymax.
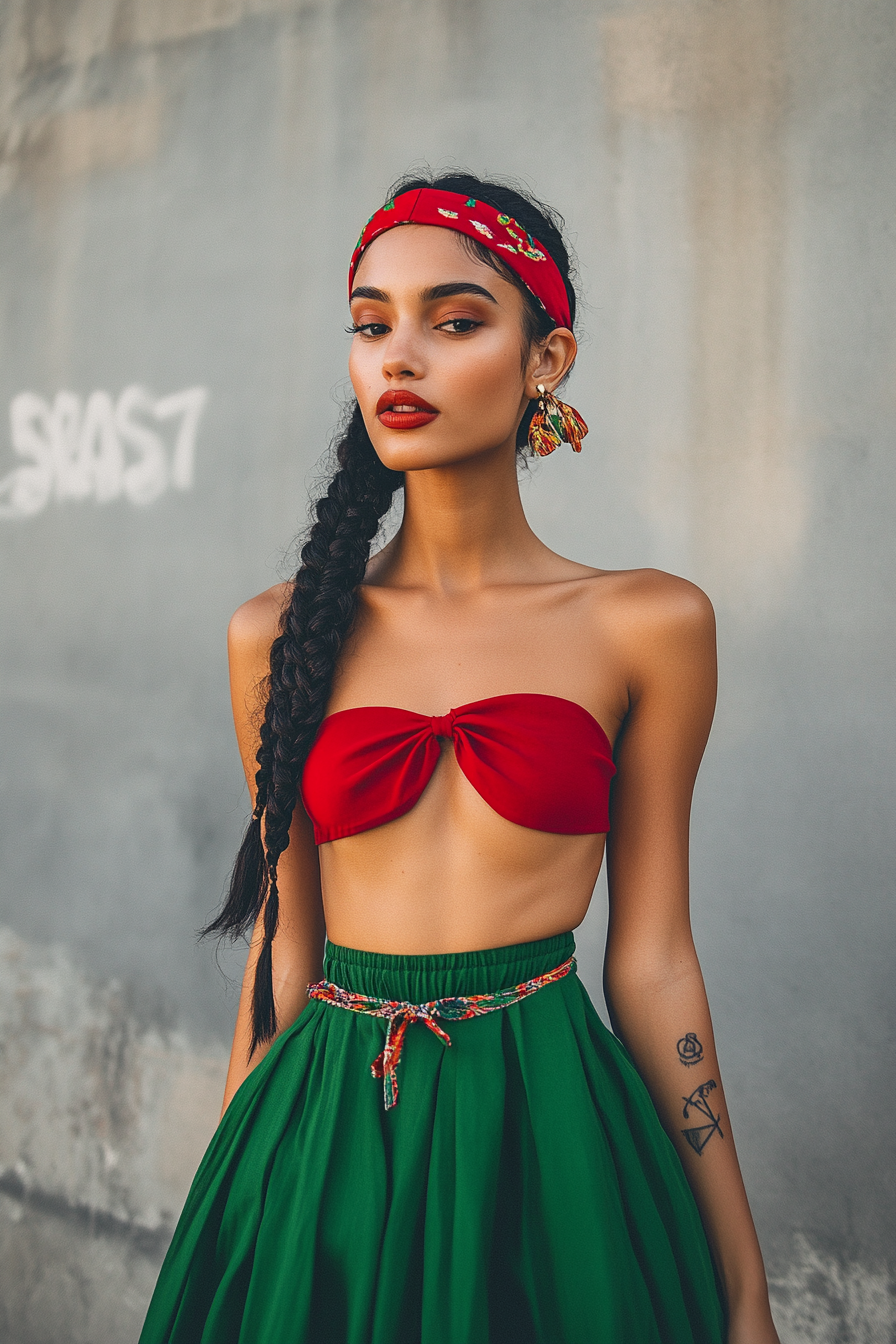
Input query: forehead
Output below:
<box><xmin>351</xmin><ymin>223</ymin><xmax>517</xmax><ymax>298</ymax></box>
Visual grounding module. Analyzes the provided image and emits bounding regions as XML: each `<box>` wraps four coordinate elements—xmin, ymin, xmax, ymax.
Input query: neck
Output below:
<box><xmin>381</xmin><ymin>443</ymin><xmax>546</xmax><ymax>593</ymax></box>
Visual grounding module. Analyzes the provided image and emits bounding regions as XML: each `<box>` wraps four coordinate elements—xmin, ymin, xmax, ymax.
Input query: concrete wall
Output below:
<box><xmin>0</xmin><ymin>1</ymin><xmax>893</xmax><ymax>1339</ymax></box>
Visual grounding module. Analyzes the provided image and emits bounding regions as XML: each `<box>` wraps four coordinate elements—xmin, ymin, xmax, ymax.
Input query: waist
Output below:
<box><xmin>323</xmin><ymin>930</ymin><xmax>577</xmax><ymax>1001</ymax></box>
<box><xmin>318</xmin><ymin>833</ymin><xmax>604</xmax><ymax>963</ymax></box>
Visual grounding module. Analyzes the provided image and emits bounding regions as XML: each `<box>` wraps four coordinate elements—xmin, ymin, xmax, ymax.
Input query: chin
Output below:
<box><xmin>369</xmin><ymin>429</ymin><xmax>514</xmax><ymax>474</ymax></box>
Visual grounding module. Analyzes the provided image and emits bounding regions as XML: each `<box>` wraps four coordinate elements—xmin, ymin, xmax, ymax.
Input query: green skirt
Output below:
<box><xmin>140</xmin><ymin>932</ymin><xmax>725</xmax><ymax>1343</ymax></box>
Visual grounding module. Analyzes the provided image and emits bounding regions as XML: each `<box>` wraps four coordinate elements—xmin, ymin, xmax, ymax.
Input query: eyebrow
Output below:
<box><xmin>349</xmin><ymin>282</ymin><xmax>498</xmax><ymax>305</ymax></box>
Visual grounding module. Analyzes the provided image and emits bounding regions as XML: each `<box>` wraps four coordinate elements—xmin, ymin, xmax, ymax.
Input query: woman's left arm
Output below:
<box><xmin>604</xmin><ymin>573</ymin><xmax>779</xmax><ymax>1344</ymax></box>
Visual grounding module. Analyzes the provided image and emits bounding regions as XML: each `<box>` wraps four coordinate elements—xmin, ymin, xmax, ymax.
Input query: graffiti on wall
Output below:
<box><xmin>0</xmin><ymin>386</ymin><xmax>208</xmax><ymax>519</ymax></box>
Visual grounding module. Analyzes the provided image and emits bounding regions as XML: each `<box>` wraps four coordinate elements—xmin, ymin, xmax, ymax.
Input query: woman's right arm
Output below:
<box><xmin>219</xmin><ymin>586</ymin><xmax>326</xmax><ymax>1118</ymax></box>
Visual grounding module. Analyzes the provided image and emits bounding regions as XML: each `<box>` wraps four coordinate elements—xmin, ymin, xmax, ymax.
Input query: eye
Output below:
<box><xmin>347</xmin><ymin>322</ymin><xmax>390</xmax><ymax>338</ymax></box>
<box><xmin>435</xmin><ymin>318</ymin><xmax>482</xmax><ymax>335</ymax></box>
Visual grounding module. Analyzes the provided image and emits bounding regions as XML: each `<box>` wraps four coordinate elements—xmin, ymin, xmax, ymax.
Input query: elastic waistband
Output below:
<box><xmin>323</xmin><ymin>931</ymin><xmax>576</xmax><ymax>1001</ymax></box>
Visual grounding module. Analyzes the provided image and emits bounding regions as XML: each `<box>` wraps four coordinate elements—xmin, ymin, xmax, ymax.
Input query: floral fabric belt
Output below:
<box><xmin>307</xmin><ymin>954</ymin><xmax>576</xmax><ymax>1109</ymax></box>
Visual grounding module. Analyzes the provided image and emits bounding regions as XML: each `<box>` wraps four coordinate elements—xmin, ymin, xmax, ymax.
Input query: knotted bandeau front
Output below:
<box><xmin>301</xmin><ymin>692</ymin><xmax>615</xmax><ymax>844</ymax></box>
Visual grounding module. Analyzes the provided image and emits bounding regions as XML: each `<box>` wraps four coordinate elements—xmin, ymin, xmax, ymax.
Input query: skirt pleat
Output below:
<box><xmin>140</xmin><ymin>932</ymin><xmax>725</xmax><ymax>1344</ymax></box>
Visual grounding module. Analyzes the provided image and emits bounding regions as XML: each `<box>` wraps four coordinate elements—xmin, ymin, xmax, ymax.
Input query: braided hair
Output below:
<box><xmin>204</xmin><ymin>171</ymin><xmax>578</xmax><ymax>1056</ymax></box>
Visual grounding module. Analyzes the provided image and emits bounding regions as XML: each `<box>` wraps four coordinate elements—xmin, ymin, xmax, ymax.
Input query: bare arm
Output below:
<box><xmin>604</xmin><ymin>575</ymin><xmax>778</xmax><ymax>1343</ymax></box>
<box><xmin>219</xmin><ymin>586</ymin><xmax>326</xmax><ymax>1118</ymax></box>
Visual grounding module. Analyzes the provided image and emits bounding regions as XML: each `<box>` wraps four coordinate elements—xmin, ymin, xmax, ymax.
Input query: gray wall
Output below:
<box><xmin>0</xmin><ymin>1</ymin><xmax>894</xmax><ymax>1340</ymax></box>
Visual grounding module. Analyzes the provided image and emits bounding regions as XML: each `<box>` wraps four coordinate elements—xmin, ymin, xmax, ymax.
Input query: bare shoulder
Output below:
<box><xmin>583</xmin><ymin>568</ymin><xmax>716</xmax><ymax>698</ymax></box>
<box><xmin>228</xmin><ymin>582</ymin><xmax>291</xmax><ymax>655</ymax></box>
<box><xmin>227</xmin><ymin>583</ymin><xmax>292</xmax><ymax>715</ymax></box>
<box><xmin>592</xmin><ymin>567</ymin><xmax>714</xmax><ymax>638</ymax></box>
<box><xmin>227</xmin><ymin>584</ymin><xmax>292</xmax><ymax>767</ymax></box>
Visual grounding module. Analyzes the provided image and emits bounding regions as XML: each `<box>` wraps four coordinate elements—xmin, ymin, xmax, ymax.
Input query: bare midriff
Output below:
<box><xmin>317</xmin><ymin>742</ymin><xmax>609</xmax><ymax>954</ymax></box>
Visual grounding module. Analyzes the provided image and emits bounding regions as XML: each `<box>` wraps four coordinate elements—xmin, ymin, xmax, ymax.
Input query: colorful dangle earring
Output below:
<box><xmin>527</xmin><ymin>384</ymin><xmax>589</xmax><ymax>457</ymax></box>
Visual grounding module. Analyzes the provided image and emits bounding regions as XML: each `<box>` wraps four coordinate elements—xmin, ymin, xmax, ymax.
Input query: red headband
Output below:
<box><xmin>348</xmin><ymin>188</ymin><xmax>571</xmax><ymax>330</ymax></box>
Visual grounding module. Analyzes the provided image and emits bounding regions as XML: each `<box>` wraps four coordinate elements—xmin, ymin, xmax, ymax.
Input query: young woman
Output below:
<box><xmin>140</xmin><ymin>173</ymin><xmax>780</xmax><ymax>1344</ymax></box>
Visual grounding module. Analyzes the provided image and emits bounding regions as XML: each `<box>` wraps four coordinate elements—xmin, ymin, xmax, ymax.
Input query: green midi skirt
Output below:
<box><xmin>140</xmin><ymin>932</ymin><xmax>725</xmax><ymax>1343</ymax></box>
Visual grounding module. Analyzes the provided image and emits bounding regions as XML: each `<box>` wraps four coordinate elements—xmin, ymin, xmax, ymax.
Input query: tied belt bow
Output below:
<box><xmin>307</xmin><ymin>954</ymin><xmax>575</xmax><ymax>1110</ymax></box>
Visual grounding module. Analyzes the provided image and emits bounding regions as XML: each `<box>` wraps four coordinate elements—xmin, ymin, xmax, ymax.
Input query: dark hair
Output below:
<box><xmin>203</xmin><ymin>170</ymin><xmax>579</xmax><ymax>1055</ymax></box>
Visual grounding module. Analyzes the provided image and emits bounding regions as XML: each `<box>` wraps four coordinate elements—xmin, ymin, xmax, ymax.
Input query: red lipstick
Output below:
<box><xmin>376</xmin><ymin>390</ymin><xmax>439</xmax><ymax>430</ymax></box>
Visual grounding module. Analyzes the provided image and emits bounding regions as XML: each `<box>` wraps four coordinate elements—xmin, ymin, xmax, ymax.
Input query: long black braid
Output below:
<box><xmin>203</xmin><ymin>171</ymin><xmax>578</xmax><ymax>1055</ymax></box>
<box><xmin>202</xmin><ymin>405</ymin><xmax>401</xmax><ymax>1054</ymax></box>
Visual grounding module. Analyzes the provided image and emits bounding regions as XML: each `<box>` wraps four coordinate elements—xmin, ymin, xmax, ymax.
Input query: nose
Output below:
<box><xmin>382</xmin><ymin>355</ymin><xmax>419</xmax><ymax>380</ymax></box>
<box><xmin>380</xmin><ymin>321</ymin><xmax>424</xmax><ymax>382</ymax></box>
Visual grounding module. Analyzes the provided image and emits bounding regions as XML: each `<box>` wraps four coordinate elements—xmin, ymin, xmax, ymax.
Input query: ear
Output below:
<box><xmin>525</xmin><ymin>328</ymin><xmax>578</xmax><ymax>398</ymax></box>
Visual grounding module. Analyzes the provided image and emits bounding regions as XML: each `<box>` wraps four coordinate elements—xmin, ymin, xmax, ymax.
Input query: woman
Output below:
<box><xmin>140</xmin><ymin>172</ymin><xmax>779</xmax><ymax>1344</ymax></box>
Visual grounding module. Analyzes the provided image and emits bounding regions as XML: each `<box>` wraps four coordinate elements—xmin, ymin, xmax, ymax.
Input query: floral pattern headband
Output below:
<box><xmin>348</xmin><ymin>188</ymin><xmax>572</xmax><ymax>331</ymax></box>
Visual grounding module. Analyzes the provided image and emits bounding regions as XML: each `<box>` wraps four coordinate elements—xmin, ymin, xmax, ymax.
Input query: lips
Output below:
<box><xmin>375</xmin><ymin>389</ymin><xmax>439</xmax><ymax>430</ymax></box>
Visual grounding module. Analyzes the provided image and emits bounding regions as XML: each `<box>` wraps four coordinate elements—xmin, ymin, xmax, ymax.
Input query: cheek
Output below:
<box><xmin>450</xmin><ymin>348</ymin><xmax>525</xmax><ymax>426</ymax></box>
<box><xmin>348</xmin><ymin>344</ymin><xmax>375</xmax><ymax>403</ymax></box>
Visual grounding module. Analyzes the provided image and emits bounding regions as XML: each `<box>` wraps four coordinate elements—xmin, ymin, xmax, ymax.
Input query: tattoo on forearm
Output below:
<box><xmin>676</xmin><ymin>1032</ymin><xmax>704</xmax><ymax>1067</ymax></box>
<box><xmin>681</xmin><ymin>1079</ymin><xmax>724</xmax><ymax>1155</ymax></box>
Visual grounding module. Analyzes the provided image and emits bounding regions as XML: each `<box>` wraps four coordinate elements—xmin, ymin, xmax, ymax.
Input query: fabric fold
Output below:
<box><xmin>301</xmin><ymin>693</ymin><xmax>616</xmax><ymax>843</ymax></box>
<box><xmin>139</xmin><ymin>933</ymin><xmax>724</xmax><ymax>1344</ymax></box>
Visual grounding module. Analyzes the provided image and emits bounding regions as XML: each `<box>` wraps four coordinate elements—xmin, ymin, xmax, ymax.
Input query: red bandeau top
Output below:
<box><xmin>301</xmin><ymin>692</ymin><xmax>616</xmax><ymax>845</ymax></box>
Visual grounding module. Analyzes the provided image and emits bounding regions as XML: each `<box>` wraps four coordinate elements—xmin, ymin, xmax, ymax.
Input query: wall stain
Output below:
<box><xmin>9</xmin><ymin>95</ymin><xmax>163</xmax><ymax>195</ymax></box>
<box><xmin>0</xmin><ymin>0</ymin><xmax>295</xmax><ymax>200</ymax></box>
<box><xmin>0</xmin><ymin>1168</ymin><xmax>171</xmax><ymax>1257</ymax></box>
<box><xmin>0</xmin><ymin>926</ymin><xmax>226</xmax><ymax>1237</ymax></box>
<box><xmin>602</xmin><ymin>0</ymin><xmax>804</xmax><ymax>611</ymax></box>
<box><xmin>770</xmin><ymin>1233</ymin><xmax>896</xmax><ymax>1344</ymax></box>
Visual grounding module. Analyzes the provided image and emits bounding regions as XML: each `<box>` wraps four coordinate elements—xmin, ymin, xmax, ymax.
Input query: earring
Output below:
<box><xmin>527</xmin><ymin>384</ymin><xmax>588</xmax><ymax>457</ymax></box>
